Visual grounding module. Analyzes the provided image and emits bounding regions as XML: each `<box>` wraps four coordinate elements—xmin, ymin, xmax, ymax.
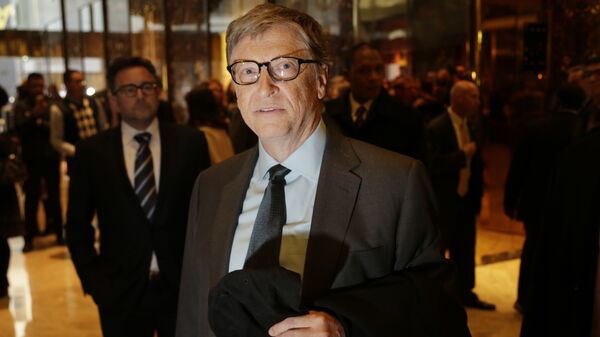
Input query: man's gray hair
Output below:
<box><xmin>226</xmin><ymin>4</ymin><xmax>328</xmax><ymax>64</ymax></box>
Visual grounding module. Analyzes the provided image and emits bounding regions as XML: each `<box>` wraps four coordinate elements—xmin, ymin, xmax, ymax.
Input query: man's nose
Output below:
<box><xmin>256</xmin><ymin>67</ymin><xmax>278</xmax><ymax>96</ymax></box>
<box><xmin>134</xmin><ymin>86</ymin><xmax>148</xmax><ymax>98</ymax></box>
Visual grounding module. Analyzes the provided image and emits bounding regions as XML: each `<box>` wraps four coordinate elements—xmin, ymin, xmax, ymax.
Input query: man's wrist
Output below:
<box><xmin>311</xmin><ymin>307</ymin><xmax>350</xmax><ymax>336</ymax></box>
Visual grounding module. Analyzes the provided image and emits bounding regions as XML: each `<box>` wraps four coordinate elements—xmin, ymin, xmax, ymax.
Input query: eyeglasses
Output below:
<box><xmin>227</xmin><ymin>56</ymin><xmax>320</xmax><ymax>85</ymax></box>
<box><xmin>113</xmin><ymin>82</ymin><xmax>160</xmax><ymax>97</ymax></box>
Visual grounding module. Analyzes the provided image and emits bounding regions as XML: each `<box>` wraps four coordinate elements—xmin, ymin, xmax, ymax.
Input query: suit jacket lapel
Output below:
<box><xmin>301</xmin><ymin>126</ymin><xmax>361</xmax><ymax>303</ymax></box>
<box><xmin>111</xmin><ymin>126</ymin><xmax>146</xmax><ymax>217</ymax></box>
<box><xmin>365</xmin><ymin>91</ymin><xmax>386</xmax><ymax>124</ymax></box>
<box><xmin>442</xmin><ymin>113</ymin><xmax>460</xmax><ymax>151</ymax></box>
<box><xmin>330</xmin><ymin>93</ymin><xmax>355</xmax><ymax>131</ymax></box>
<box><xmin>210</xmin><ymin>148</ymin><xmax>258</xmax><ymax>276</ymax></box>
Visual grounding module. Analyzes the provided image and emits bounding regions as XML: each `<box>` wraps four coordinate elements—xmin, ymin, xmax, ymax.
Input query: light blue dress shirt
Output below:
<box><xmin>228</xmin><ymin>119</ymin><xmax>327</xmax><ymax>277</ymax></box>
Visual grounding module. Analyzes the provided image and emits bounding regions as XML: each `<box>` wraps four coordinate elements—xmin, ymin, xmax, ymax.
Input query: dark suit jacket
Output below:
<box><xmin>521</xmin><ymin>130</ymin><xmax>600</xmax><ymax>337</ymax></box>
<box><xmin>0</xmin><ymin>134</ymin><xmax>25</xmax><ymax>238</ymax></box>
<box><xmin>176</xmin><ymin>123</ymin><xmax>470</xmax><ymax>337</ymax></box>
<box><xmin>503</xmin><ymin>111</ymin><xmax>577</xmax><ymax>225</ymax></box>
<box><xmin>325</xmin><ymin>91</ymin><xmax>426</xmax><ymax>161</ymax></box>
<box><xmin>66</xmin><ymin>121</ymin><xmax>210</xmax><ymax>311</ymax></box>
<box><xmin>426</xmin><ymin>112</ymin><xmax>484</xmax><ymax>218</ymax></box>
<box><xmin>13</xmin><ymin>96</ymin><xmax>59</xmax><ymax>164</ymax></box>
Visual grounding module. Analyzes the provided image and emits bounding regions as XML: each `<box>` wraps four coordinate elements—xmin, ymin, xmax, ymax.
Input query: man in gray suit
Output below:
<box><xmin>176</xmin><ymin>4</ymin><xmax>469</xmax><ymax>337</ymax></box>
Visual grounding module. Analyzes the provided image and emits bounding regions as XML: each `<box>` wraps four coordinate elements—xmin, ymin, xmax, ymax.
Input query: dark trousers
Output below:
<box><xmin>98</xmin><ymin>277</ymin><xmax>176</xmax><ymax>337</ymax></box>
<box><xmin>23</xmin><ymin>159</ymin><xmax>62</xmax><ymax>241</ymax></box>
<box><xmin>517</xmin><ymin>220</ymin><xmax>539</xmax><ymax>311</ymax></box>
<box><xmin>0</xmin><ymin>238</ymin><xmax>9</xmax><ymax>291</ymax></box>
<box><xmin>444</xmin><ymin>198</ymin><xmax>476</xmax><ymax>297</ymax></box>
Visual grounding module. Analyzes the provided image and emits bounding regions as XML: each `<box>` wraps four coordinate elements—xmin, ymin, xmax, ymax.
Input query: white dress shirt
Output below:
<box><xmin>448</xmin><ymin>107</ymin><xmax>470</xmax><ymax>149</ymax></box>
<box><xmin>121</xmin><ymin>118</ymin><xmax>161</xmax><ymax>192</ymax></box>
<box><xmin>228</xmin><ymin>119</ymin><xmax>327</xmax><ymax>277</ymax></box>
<box><xmin>448</xmin><ymin>107</ymin><xmax>471</xmax><ymax>196</ymax></box>
<box><xmin>121</xmin><ymin>117</ymin><xmax>161</xmax><ymax>272</ymax></box>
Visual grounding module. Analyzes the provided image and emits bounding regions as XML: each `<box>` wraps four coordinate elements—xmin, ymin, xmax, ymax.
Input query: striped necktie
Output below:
<box><xmin>244</xmin><ymin>164</ymin><xmax>291</xmax><ymax>269</ymax></box>
<box><xmin>134</xmin><ymin>132</ymin><xmax>157</xmax><ymax>220</ymax></box>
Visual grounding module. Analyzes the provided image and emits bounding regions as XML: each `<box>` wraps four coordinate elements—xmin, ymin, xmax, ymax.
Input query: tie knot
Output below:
<box><xmin>134</xmin><ymin>132</ymin><xmax>152</xmax><ymax>145</ymax></box>
<box><xmin>268</xmin><ymin>164</ymin><xmax>290</xmax><ymax>185</ymax></box>
<box><xmin>355</xmin><ymin>105</ymin><xmax>367</xmax><ymax>125</ymax></box>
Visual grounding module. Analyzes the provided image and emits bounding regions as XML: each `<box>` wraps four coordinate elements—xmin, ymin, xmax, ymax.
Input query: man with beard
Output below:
<box><xmin>66</xmin><ymin>57</ymin><xmax>210</xmax><ymax>337</ymax></box>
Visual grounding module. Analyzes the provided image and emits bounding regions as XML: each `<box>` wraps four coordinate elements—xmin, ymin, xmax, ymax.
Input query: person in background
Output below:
<box><xmin>226</xmin><ymin>80</ymin><xmax>258</xmax><ymax>153</ymax></box>
<box><xmin>426</xmin><ymin>80</ymin><xmax>496</xmax><ymax>311</ymax></box>
<box><xmin>504</xmin><ymin>89</ymin><xmax>545</xmax><ymax>150</ymax></box>
<box><xmin>185</xmin><ymin>86</ymin><xmax>234</xmax><ymax>164</ymax></box>
<box><xmin>66</xmin><ymin>57</ymin><xmax>210</xmax><ymax>337</ymax></box>
<box><xmin>414</xmin><ymin>72</ymin><xmax>446</xmax><ymax>126</ymax></box>
<box><xmin>325</xmin><ymin>75</ymin><xmax>350</xmax><ymax>101</ymax></box>
<box><xmin>176</xmin><ymin>4</ymin><xmax>469</xmax><ymax>337</ymax></box>
<box><xmin>13</xmin><ymin>73</ymin><xmax>63</xmax><ymax>251</ymax></box>
<box><xmin>504</xmin><ymin>83</ymin><xmax>585</xmax><ymax>313</ymax></box>
<box><xmin>435</xmin><ymin>67</ymin><xmax>452</xmax><ymax>106</ymax></box>
<box><xmin>50</xmin><ymin>70</ymin><xmax>108</xmax><ymax>171</ymax></box>
<box><xmin>325</xmin><ymin>43</ymin><xmax>426</xmax><ymax>161</ymax></box>
<box><xmin>520</xmin><ymin>126</ymin><xmax>600</xmax><ymax>337</ymax></box>
<box><xmin>47</xmin><ymin>83</ymin><xmax>61</xmax><ymax>102</ymax></box>
<box><xmin>390</xmin><ymin>75</ymin><xmax>420</xmax><ymax>107</ymax></box>
<box><xmin>0</xmin><ymin>85</ymin><xmax>25</xmax><ymax>298</ymax></box>
<box><xmin>201</xmin><ymin>80</ymin><xmax>226</xmax><ymax>110</ymax></box>
<box><xmin>575</xmin><ymin>55</ymin><xmax>600</xmax><ymax>137</ymax></box>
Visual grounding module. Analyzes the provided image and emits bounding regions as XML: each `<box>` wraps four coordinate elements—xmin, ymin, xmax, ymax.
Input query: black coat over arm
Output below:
<box><xmin>176</xmin><ymin>124</ymin><xmax>470</xmax><ymax>337</ymax></box>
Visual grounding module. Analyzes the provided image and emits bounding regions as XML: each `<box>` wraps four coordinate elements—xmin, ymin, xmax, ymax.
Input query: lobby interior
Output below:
<box><xmin>2</xmin><ymin>0</ymin><xmax>599</xmax><ymax>336</ymax></box>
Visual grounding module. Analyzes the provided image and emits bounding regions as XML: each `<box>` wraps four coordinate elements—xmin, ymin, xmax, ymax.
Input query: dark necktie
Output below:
<box><xmin>355</xmin><ymin>105</ymin><xmax>367</xmax><ymax>126</ymax></box>
<box><xmin>244</xmin><ymin>164</ymin><xmax>291</xmax><ymax>269</ymax></box>
<box><xmin>134</xmin><ymin>132</ymin><xmax>157</xmax><ymax>221</ymax></box>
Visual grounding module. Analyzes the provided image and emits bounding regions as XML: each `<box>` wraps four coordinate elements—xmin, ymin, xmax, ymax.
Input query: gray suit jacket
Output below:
<box><xmin>177</xmin><ymin>124</ymin><xmax>466</xmax><ymax>336</ymax></box>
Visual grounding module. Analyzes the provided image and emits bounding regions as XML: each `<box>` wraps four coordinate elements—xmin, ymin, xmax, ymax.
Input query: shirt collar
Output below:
<box><xmin>121</xmin><ymin>117</ymin><xmax>160</xmax><ymax>144</ymax></box>
<box><xmin>350</xmin><ymin>93</ymin><xmax>374</xmax><ymax>114</ymax></box>
<box><xmin>257</xmin><ymin>118</ymin><xmax>327</xmax><ymax>182</ymax></box>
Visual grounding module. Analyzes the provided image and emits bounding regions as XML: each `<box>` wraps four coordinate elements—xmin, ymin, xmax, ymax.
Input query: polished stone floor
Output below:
<box><xmin>0</xmin><ymin>230</ymin><xmax>524</xmax><ymax>337</ymax></box>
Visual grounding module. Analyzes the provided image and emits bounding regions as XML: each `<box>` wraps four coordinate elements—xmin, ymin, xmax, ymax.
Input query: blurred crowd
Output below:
<box><xmin>0</xmin><ymin>42</ymin><xmax>598</xmax><ymax>337</ymax></box>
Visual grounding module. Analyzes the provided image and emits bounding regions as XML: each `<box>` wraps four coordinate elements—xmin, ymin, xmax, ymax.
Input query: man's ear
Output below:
<box><xmin>317</xmin><ymin>63</ymin><xmax>329</xmax><ymax>100</ymax></box>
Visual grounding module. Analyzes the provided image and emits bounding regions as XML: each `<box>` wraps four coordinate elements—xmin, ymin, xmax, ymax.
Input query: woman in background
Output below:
<box><xmin>185</xmin><ymin>86</ymin><xmax>234</xmax><ymax>165</ymax></box>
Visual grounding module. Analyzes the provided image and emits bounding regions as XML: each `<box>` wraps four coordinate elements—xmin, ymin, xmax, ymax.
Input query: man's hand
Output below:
<box><xmin>462</xmin><ymin>141</ymin><xmax>477</xmax><ymax>158</ymax></box>
<box><xmin>268</xmin><ymin>310</ymin><xmax>346</xmax><ymax>337</ymax></box>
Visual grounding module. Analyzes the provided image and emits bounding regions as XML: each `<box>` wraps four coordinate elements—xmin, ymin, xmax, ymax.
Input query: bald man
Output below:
<box><xmin>426</xmin><ymin>81</ymin><xmax>496</xmax><ymax>310</ymax></box>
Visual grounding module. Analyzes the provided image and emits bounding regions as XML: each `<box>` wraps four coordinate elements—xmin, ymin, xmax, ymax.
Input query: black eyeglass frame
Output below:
<box><xmin>113</xmin><ymin>82</ymin><xmax>161</xmax><ymax>97</ymax></box>
<box><xmin>227</xmin><ymin>56</ymin><xmax>321</xmax><ymax>85</ymax></box>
